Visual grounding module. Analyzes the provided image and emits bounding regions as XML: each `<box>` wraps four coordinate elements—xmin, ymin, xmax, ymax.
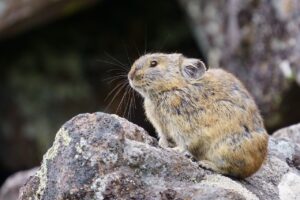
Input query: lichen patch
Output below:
<box><xmin>33</xmin><ymin>128</ymin><xmax>71</xmax><ymax>199</ymax></box>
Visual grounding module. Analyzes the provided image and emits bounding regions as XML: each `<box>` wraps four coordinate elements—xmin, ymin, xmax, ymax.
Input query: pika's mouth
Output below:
<box><xmin>128</xmin><ymin>78</ymin><xmax>149</xmax><ymax>98</ymax></box>
<box><xmin>128</xmin><ymin>78</ymin><xmax>142</xmax><ymax>89</ymax></box>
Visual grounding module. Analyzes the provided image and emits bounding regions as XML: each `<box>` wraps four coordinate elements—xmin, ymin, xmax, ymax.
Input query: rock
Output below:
<box><xmin>273</xmin><ymin>123</ymin><xmax>300</xmax><ymax>145</ymax></box>
<box><xmin>0</xmin><ymin>167</ymin><xmax>37</xmax><ymax>200</ymax></box>
<box><xmin>273</xmin><ymin>123</ymin><xmax>300</xmax><ymax>170</ymax></box>
<box><xmin>178</xmin><ymin>0</ymin><xmax>300</xmax><ymax>128</ymax></box>
<box><xmin>278</xmin><ymin>172</ymin><xmax>300</xmax><ymax>200</ymax></box>
<box><xmin>19</xmin><ymin>113</ymin><xmax>300</xmax><ymax>200</ymax></box>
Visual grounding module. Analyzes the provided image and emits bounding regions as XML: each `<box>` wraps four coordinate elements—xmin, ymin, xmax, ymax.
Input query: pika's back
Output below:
<box><xmin>199</xmin><ymin>68</ymin><xmax>256</xmax><ymax>107</ymax></box>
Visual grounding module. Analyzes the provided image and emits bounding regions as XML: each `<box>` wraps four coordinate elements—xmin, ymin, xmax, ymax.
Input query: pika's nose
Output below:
<box><xmin>129</xmin><ymin>68</ymin><xmax>137</xmax><ymax>80</ymax></box>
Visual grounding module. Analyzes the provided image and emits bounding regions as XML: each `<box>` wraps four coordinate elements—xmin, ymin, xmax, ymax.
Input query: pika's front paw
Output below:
<box><xmin>171</xmin><ymin>146</ymin><xmax>186</xmax><ymax>153</ymax></box>
<box><xmin>158</xmin><ymin>138</ymin><xmax>170</xmax><ymax>148</ymax></box>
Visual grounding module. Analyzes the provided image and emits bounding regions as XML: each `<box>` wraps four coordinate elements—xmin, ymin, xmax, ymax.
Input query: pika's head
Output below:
<box><xmin>128</xmin><ymin>53</ymin><xmax>208</xmax><ymax>97</ymax></box>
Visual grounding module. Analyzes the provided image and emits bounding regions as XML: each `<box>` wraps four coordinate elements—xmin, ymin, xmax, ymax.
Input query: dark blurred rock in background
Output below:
<box><xmin>178</xmin><ymin>0</ymin><xmax>300</xmax><ymax>131</ymax></box>
<box><xmin>0</xmin><ymin>0</ymin><xmax>98</xmax><ymax>39</ymax></box>
<box><xmin>0</xmin><ymin>0</ymin><xmax>200</xmax><ymax>185</ymax></box>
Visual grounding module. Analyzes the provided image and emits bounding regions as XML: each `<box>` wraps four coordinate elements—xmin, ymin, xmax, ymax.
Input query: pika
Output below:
<box><xmin>128</xmin><ymin>53</ymin><xmax>268</xmax><ymax>178</ymax></box>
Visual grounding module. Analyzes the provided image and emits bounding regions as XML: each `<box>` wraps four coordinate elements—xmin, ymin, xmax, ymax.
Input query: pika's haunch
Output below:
<box><xmin>128</xmin><ymin>53</ymin><xmax>268</xmax><ymax>178</ymax></box>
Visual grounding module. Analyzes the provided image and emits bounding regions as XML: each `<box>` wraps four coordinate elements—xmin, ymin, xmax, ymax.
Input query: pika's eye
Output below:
<box><xmin>150</xmin><ymin>60</ymin><xmax>158</xmax><ymax>67</ymax></box>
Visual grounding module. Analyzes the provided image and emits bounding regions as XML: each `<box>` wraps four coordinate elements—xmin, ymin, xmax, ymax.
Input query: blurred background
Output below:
<box><xmin>0</xmin><ymin>0</ymin><xmax>300</xmax><ymax>190</ymax></box>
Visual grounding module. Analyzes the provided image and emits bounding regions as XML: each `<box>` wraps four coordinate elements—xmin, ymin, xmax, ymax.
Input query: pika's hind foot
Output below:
<box><xmin>166</xmin><ymin>146</ymin><xmax>190</xmax><ymax>156</ymax></box>
<box><xmin>165</xmin><ymin>146</ymin><xmax>185</xmax><ymax>153</ymax></box>
<box><xmin>198</xmin><ymin>160</ymin><xmax>223</xmax><ymax>174</ymax></box>
<box><xmin>171</xmin><ymin>146</ymin><xmax>186</xmax><ymax>153</ymax></box>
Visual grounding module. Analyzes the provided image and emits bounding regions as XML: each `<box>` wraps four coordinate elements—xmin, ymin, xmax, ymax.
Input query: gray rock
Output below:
<box><xmin>19</xmin><ymin>113</ymin><xmax>300</xmax><ymax>200</ymax></box>
<box><xmin>0</xmin><ymin>167</ymin><xmax>37</xmax><ymax>200</ymax></box>
<box><xmin>273</xmin><ymin>123</ymin><xmax>300</xmax><ymax>145</ymax></box>
<box><xmin>273</xmin><ymin>123</ymin><xmax>300</xmax><ymax>171</ymax></box>
<box><xmin>278</xmin><ymin>172</ymin><xmax>300</xmax><ymax>200</ymax></box>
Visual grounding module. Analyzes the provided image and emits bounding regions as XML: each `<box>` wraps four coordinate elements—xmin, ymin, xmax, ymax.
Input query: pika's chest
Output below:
<box><xmin>152</xmin><ymin>95</ymin><xmax>204</xmax><ymax>130</ymax></box>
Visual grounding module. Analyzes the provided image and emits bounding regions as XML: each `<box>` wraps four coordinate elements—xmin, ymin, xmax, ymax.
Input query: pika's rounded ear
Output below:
<box><xmin>181</xmin><ymin>59</ymin><xmax>207</xmax><ymax>80</ymax></box>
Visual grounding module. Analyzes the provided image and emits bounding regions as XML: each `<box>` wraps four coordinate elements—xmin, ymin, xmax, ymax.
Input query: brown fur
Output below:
<box><xmin>128</xmin><ymin>53</ymin><xmax>269</xmax><ymax>178</ymax></box>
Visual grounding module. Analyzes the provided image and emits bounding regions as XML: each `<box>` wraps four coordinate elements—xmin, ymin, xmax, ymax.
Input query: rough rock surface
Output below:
<box><xmin>0</xmin><ymin>167</ymin><xmax>37</xmax><ymax>200</ymax></box>
<box><xmin>273</xmin><ymin>123</ymin><xmax>300</xmax><ymax>145</ymax></box>
<box><xmin>273</xmin><ymin>123</ymin><xmax>300</xmax><ymax>171</ymax></box>
<box><xmin>19</xmin><ymin>113</ymin><xmax>300</xmax><ymax>200</ymax></box>
<box><xmin>178</xmin><ymin>0</ymin><xmax>300</xmax><ymax>127</ymax></box>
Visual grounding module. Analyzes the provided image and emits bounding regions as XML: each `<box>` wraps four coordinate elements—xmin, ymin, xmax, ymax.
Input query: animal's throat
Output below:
<box><xmin>148</xmin><ymin>87</ymin><xmax>182</xmax><ymax>99</ymax></box>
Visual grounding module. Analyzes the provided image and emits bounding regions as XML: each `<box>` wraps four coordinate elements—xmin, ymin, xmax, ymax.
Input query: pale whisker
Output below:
<box><xmin>104</xmin><ymin>82</ymin><xmax>127</xmax><ymax>112</ymax></box>
<box><xmin>116</xmin><ymin>83</ymin><xmax>130</xmax><ymax>115</ymax></box>
<box><xmin>104</xmin><ymin>52</ymin><xmax>128</xmax><ymax>70</ymax></box>
<box><xmin>96</xmin><ymin>58</ymin><xmax>128</xmax><ymax>71</ymax></box>
<box><xmin>104</xmin><ymin>74</ymin><xmax>127</xmax><ymax>84</ymax></box>
<box><xmin>104</xmin><ymin>81</ymin><xmax>126</xmax><ymax>102</ymax></box>
<box><xmin>125</xmin><ymin>86</ymin><xmax>133</xmax><ymax>120</ymax></box>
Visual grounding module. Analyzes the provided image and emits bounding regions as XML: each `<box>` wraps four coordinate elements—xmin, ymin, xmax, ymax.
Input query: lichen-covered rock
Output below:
<box><xmin>19</xmin><ymin>113</ymin><xmax>300</xmax><ymax>200</ymax></box>
<box><xmin>178</xmin><ymin>0</ymin><xmax>300</xmax><ymax>128</ymax></box>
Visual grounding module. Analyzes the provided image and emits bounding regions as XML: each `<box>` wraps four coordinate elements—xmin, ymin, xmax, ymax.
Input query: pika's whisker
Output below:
<box><xmin>96</xmin><ymin>58</ymin><xmax>128</xmax><ymax>71</ymax></box>
<box><xmin>104</xmin><ymin>52</ymin><xmax>128</xmax><ymax>70</ymax></box>
<box><xmin>105</xmin><ymin>81</ymin><xmax>127</xmax><ymax>102</ymax></box>
<box><xmin>104</xmin><ymin>74</ymin><xmax>127</xmax><ymax>84</ymax></box>
<box><xmin>106</xmin><ymin>68</ymin><xmax>127</xmax><ymax>73</ymax></box>
<box><xmin>122</xmin><ymin>85</ymin><xmax>131</xmax><ymax>119</ymax></box>
<box><xmin>116</xmin><ymin>82</ymin><xmax>130</xmax><ymax>116</ymax></box>
<box><xmin>125</xmin><ymin>86</ymin><xmax>133</xmax><ymax>120</ymax></box>
<box><xmin>157</xmin><ymin>33</ymin><xmax>170</xmax><ymax>52</ymax></box>
<box><xmin>129</xmin><ymin>87</ymin><xmax>136</xmax><ymax>119</ymax></box>
<box><xmin>104</xmin><ymin>82</ymin><xmax>128</xmax><ymax>113</ymax></box>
